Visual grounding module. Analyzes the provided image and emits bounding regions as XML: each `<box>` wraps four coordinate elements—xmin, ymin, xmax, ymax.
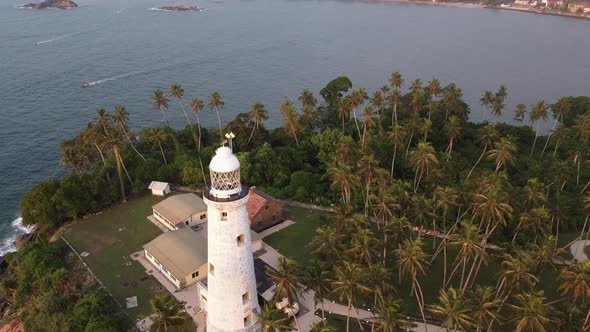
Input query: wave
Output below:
<box><xmin>83</xmin><ymin>70</ymin><xmax>145</xmax><ymax>87</ymax></box>
<box><xmin>35</xmin><ymin>31</ymin><xmax>80</xmax><ymax>45</ymax></box>
<box><xmin>148</xmin><ymin>7</ymin><xmax>205</xmax><ymax>12</ymax></box>
<box><xmin>0</xmin><ymin>217</ymin><xmax>33</xmax><ymax>256</ymax></box>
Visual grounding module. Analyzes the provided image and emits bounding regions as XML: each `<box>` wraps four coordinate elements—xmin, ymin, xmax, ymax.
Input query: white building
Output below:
<box><xmin>148</xmin><ymin>181</ymin><xmax>171</xmax><ymax>196</ymax></box>
<box><xmin>151</xmin><ymin>193</ymin><xmax>207</xmax><ymax>231</ymax></box>
<box><xmin>203</xmin><ymin>146</ymin><xmax>260</xmax><ymax>332</ymax></box>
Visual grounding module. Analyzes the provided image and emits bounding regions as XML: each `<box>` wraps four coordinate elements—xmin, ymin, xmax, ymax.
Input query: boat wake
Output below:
<box><xmin>82</xmin><ymin>70</ymin><xmax>144</xmax><ymax>87</ymax></box>
<box><xmin>34</xmin><ymin>32</ymin><xmax>80</xmax><ymax>45</ymax></box>
<box><xmin>0</xmin><ymin>217</ymin><xmax>33</xmax><ymax>256</ymax></box>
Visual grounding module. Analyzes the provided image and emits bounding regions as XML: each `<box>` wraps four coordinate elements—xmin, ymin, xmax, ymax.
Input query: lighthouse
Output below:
<box><xmin>203</xmin><ymin>146</ymin><xmax>260</xmax><ymax>332</ymax></box>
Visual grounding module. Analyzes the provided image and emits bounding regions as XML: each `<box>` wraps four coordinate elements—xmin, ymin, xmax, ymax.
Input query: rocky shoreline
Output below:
<box><xmin>19</xmin><ymin>0</ymin><xmax>77</xmax><ymax>9</ymax></box>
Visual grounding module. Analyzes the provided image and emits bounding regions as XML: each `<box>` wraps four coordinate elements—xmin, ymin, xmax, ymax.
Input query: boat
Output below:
<box><xmin>81</xmin><ymin>81</ymin><xmax>96</xmax><ymax>88</ymax></box>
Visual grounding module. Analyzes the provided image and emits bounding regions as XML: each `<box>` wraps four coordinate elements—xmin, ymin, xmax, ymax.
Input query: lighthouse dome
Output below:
<box><xmin>208</xmin><ymin>146</ymin><xmax>242</xmax><ymax>199</ymax></box>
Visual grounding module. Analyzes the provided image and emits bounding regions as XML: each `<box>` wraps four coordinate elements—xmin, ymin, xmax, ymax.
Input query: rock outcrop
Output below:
<box><xmin>20</xmin><ymin>0</ymin><xmax>77</xmax><ymax>9</ymax></box>
<box><xmin>158</xmin><ymin>5</ymin><xmax>201</xmax><ymax>11</ymax></box>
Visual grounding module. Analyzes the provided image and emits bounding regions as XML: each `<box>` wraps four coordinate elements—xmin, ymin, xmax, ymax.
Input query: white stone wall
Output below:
<box><xmin>205</xmin><ymin>194</ymin><xmax>260</xmax><ymax>332</ymax></box>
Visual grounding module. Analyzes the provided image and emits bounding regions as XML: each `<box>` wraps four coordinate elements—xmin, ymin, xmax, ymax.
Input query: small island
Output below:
<box><xmin>20</xmin><ymin>0</ymin><xmax>77</xmax><ymax>9</ymax></box>
<box><xmin>157</xmin><ymin>5</ymin><xmax>202</xmax><ymax>11</ymax></box>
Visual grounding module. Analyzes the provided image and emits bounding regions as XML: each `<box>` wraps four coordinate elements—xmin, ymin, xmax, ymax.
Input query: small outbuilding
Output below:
<box><xmin>148</xmin><ymin>181</ymin><xmax>171</xmax><ymax>196</ymax></box>
<box><xmin>151</xmin><ymin>193</ymin><xmax>207</xmax><ymax>231</ymax></box>
<box><xmin>247</xmin><ymin>188</ymin><xmax>284</xmax><ymax>232</ymax></box>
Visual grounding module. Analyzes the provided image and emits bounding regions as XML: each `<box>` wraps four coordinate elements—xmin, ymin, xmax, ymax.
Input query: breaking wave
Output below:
<box><xmin>0</xmin><ymin>217</ymin><xmax>33</xmax><ymax>256</ymax></box>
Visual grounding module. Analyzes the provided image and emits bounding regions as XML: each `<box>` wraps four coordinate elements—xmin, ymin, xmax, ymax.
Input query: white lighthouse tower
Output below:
<box><xmin>203</xmin><ymin>146</ymin><xmax>260</xmax><ymax>332</ymax></box>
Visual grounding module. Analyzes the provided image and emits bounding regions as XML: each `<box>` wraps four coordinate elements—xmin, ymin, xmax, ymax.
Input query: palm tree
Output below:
<box><xmin>419</xmin><ymin>118</ymin><xmax>432</xmax><ymax>142</ymax></box>
<box><xmin>445</xmin><ymin>116</ymin><xmax>463</xmax><ymax>156</ymax></box>
<box><xmin>507</xmin><ymin>290</ymin><xmax>557</xmax><ymax>332</ymax></box>
<box><xmin>427</xmin><ymin>77</ymin><xmax>442</xmax><ymax>100</ymax></box>
<box><xmin>361</xmin><ymin>106</ymin><xmax>375</xmax><ymax>147</ymax></box>
<box><xmin>514</xmin><ymin>103</ymin><xmax>527</xmax><ymax>122</ymax></box>
<box><xmin>302</xmin><ymin>259</ymin><xmax>330</xmax><ymax>319</ymax></box>
<box><xmin>300</xmin><ymin>106</ymin><xmax>318</xmax><ymax>132</ymax></box>
<box><xmin>428</xmin><ymin>287</ymin><xmax>474</xmax><ymax>331</ymax></box>
<box><xmin>112</xmin><ymin>106</ymin><xmax>145</xmax><ymax>161</ymax></box>
<box><xmin>480</xmin><ymin>90</ymin><xmax>494</xmax><ymax>122</ymax></box>
<box><xmin>357</xmin><ymin>153</ymin><xmax>379</xmax><ymax>216</ymax></box>
<box><xmin>257</xmin><ymin>303</ymin><xmax>291</xmax><ymax>332</ymax></box>
<box><xmin>280</xmin><ymin>99</ymin><xmax>299</xmax><ymax>145</ymax></box>
<box><xmin>409</xmin><ymin>79</ymin><xmax>424</xmax><ymax>115</ymax></box>
<box><xmin>327</xmin><ymin>162</ymin><xmax>359</xmax><ymax>207</ymax></box>
<box><xmin>190</xmin><ymin>97</ymin><xmax>205</xmax><ymax>151</ymax></box>
<box><xmin>468</xmin><ymin>286</ymin><xmax>502</xmax><ymax>332</ymax></box>
<box><xmin>389</xmin><ymin>124</ymin><xmax>406</xmax><ymax>178</ymax></box>
<box><xmin>337</xmin><ymin>97</ymin><xmax>351</xmax><ymax>131</ymax></box>
<box><xmin>512</xmin><ymin>208</ymin><xmax>551</xmax><ymax>244</ymax></box>
<box><xmin>309</xmin><ymin>320</ymin><xmax>336</xmax><ymax>332</ymax></box>
<box><xmin>371</xmin><ymin>90</ymin><xmax>385</xmax><ymax>119</ymax></box>
<box><xmin>149</xmin><ymin>294</ymin><xmax>188</xmax><ymax>332</ymax></box>
<box><xmin>266</xmin><ymin>257</ymin><xmax>302</xmax><ymax>330</ymax></box>
<box><xmin>491</xmin><ymin>85</ymin><xmax>508</xmax><ymax>123</ymax></box>
<box><xmin>409</xmin><ymin>142</ymin><xmax>439</xmax><ymax>192</ymax></box>
<box><xmin>169</xmin><ymin>83</ymin><xmax>192</xmax><ymax>126</ymax></box>
<box><xmin>389</xmin><ymin>72</ymin><xmax>404</xmax><ymax>124</ymax></box>
<box><xmin>558</xmin><ymin>261</ymin><xmax>590</xmax><ymax>304</ymax></box>
<box><xmin>487</xmin><ymin>137</ymin><xmax>517</xmax><ymax>173</ymax></box>
<box><xmin>152</xmin><ymin>89</ymin><xmax>170</xmax><ymax>126</ymax></box>
<box><xmin>372</xmin><ymin>297</ymin><xmax>416</xmax><ymax>332</ymax></box>
<box><xmin>331</xmin><ymin>261</ymin><xmax>371</xmax><ymax>332</ymax></box>
<box><xmin>350</xmin><ymin>89</ymin><xmax>368</xmax><ymax>139</ymax></box>
<box><xmin>395</xmin><ymin>239</ymin><xmax>430</xmax><ymax>331</ymax></box>
<box><xmin>529</xmin><ymin>100</ymin><xmax>549</xmax><ymax>157</ymax></box>
<box><xmin>146</xmin><ymin>127</ymin><xmax>168</xmax><ymax>165</ymax></box>
<box><xmin>467</xmin><ymin>124</ymin><xmax>499</xmax><ymax>178</ymax></box>
<box><xmin>540</xmin><ymin>97</ymin><xmax>571</xmax><ymax>158</ymax></box>
<box><xmin>496</xmin><ymin>253</ymin><xmax>538</xmax><ymax>299</ymax></box>
<box><xmin>247</xmin><ymin>101</ymin><xmax>268</xmax><ymax>144</ymax></box>
<box><xmin>208</xmin><ymin>92</ymin><xmax>224</xmax><ymax>142</ymax></box>
<box><xmin>298</xmin><ymin>88</ymin><xmax>317</xmax><ymax>109</ymax></box>
<box><xmin>447</xmin><ymin>222</ymin><xmax>484</xmax><ymax>290</ymax></box>
<box><xmin>433</xmin><ymin>186</ymin><xmax>459</xmax><ymax>286</ymax></box>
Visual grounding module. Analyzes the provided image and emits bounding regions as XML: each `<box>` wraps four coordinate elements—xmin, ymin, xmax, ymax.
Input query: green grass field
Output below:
<box><xmin>263</xmin><ymin>206</ymin><xmax>334</xmax><ymax>265</ymax></box>
<box><xmin>63</xmin><ymin>194</ymin><xmax>167</xmax><ymax>318</ymax></box>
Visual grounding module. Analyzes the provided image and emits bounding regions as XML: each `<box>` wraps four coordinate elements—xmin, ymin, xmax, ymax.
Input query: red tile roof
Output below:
<box><xmin>247</xmin><ymin>189</ymin><xmax>281</xmax><ymax>222</ymax></box>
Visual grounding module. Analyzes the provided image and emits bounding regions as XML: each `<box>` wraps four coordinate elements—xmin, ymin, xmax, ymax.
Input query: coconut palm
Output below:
<box><xmin>395</xmin><ymin>239</ymin><xmax>430</xmax><ymax>331</ymax></box>
<box><xmin>540</xmin><ymin>97</ymin><xmax>571</xmax><ymax>158</ymax></box>
<box><xmin>309</xmin><ymin>320</ymin><xmax>336</xmax><ymax>332</ymax></box>
<box><xmin>512</xmin><ymin>208</ymin><xmax>551</xmax><ymax>244</ymax></box>
<box><xmin>428</xmin><ymin>287</ymin><xmax>474</xmax><ymax>331</ymax></box>
<box><xmin>445</xmin><ymin>116</ymin><xmax>463</xmax><ymax>156</ymax></box>
<box><xmin>208</xmin><ymin>92</ymin><xmax>224</xmax><ymax>142</ymax></box>
<box><xmin>529</xmin><ymin>100</ymin><xmax>549</xmax><ymax>157</ymax></box>
<box><xmin>419</xmin><ymin>118</ymin><xmax>432</xmax><ymax>142</ymax></box>
<box><xmin>433</xmin><ymin>186</ymin><xmax>459</xmax><ymax>286</ymax></box>
<box><xmin>302</xmin><ymin>259</ymin><xmax>331</xmax><ymax>319</ymax></box>
<box><xmin>480</xmin><ymin>90</ymin><xmax>494</xmax><ymax>122</ymax></box>
<box><xmin>357</xmin><ymin>153</ymin><xmax>379</xmax><ymax>216</ymax></box>
<box><xmin>169</xmin><ymin>83</ymin><xmax>192</xmax><ymax>126</ymax></box>
<box><xmin>280</xmin><ymin>99</ymin><xmax>299</xmax><ymax>145</ymax></box>
<box><xmin>491</xmin><ymin>85</ymin><xmax>508</xmax><ymax>123</ymax></box>
<box><xmin>266</xmin><ymin>257</ymin><xmax>302</xmax><ymax>330</ymax></box>
<box><xmin>447</xmin><ymin>222</ymin><xmax>484</xmax><ymax>290</ymax></box>
<box><xmin>152</xmin><ymin>89</ymin><xmax>170</xmax><ymax>126</ymax></box>
<box><xmin>574</xmin><ymin>113</ymin><xmax>590</xmax><ymax>144</ymax></box>
<box><xmin>331</xmin><ymin>261</ymin><xmax>371</xmax><ymax>332</ymax></box>
<box><xmin>409</xmin><ymin>142</ymin><xmax>439</xmax><ymax>192</ymax></box>
<box><xmin>409</xmin><ymin>79</ymin><xmax>424</xmax><ymax>115</ymax></box>
<box><xmin>468</xmin><ymin>124</ymin><xmax>500</xmax><ymax>178</ymax></box>
<box><xmin>558</xmin><ymin>261</ymin><xmax>590</xmax><ymax>304</ymax></box>
<box><xmin>382</xmin><ymin>216</ymin><xmax>412</xmax><ymax>267</ymax></box>
<box><xmin>349</xmin><ymin>88</ymin><xmax>368</xmax><ymax>139</ymax></box>
<box><xmin>299</xmin><ymin>106</ymin><xmax>318</xmax><ymax>132</ymax></box>
<box><xmin>190</xmin><ymin>97</ymin><xmax>205</xmax><ymax>151</ymax></box>
<box><xmin>487</xmin><ymin>136</ymin><xmax>517</xmax><ymax>173</ymax></box>
<box><xmin>327</xmin><ymin>162</ymin><xmax>359</xmax><ymax>207</ymax></box>
<box><xmin>371</xmin><ymin>90</ymin><xmax>385</xmax><ymax>119</ymax></box>
<box><xmin>427</xmin><ymin>77</ymin><xmax>442</xmax><ymax>100</ymax></box>
<box><xmin>468</xmin><ymin>285</ymin><xmax>502</xmax><ymax>332</ymax></box>
<box><xmin>389</xmin><ymin>72</ymin><xmax>404</xmax><ymax>124</ymax></box>
<box><xmin>150</xmin><ymin>294</ymin><xmax>188</xmax><ymax>332</ymax></box>
<box><xmin>389</xmin><ymin>124</ymin><xmax>406</xmax><ymax>178</ymax></box>
<box><xmin>146</xmin><ymin>127</ymin><xmax>168</xmax><ymax>165</ymax></box>
<box><xmin>247</xmin><ymin>101</ymin><xmax>268</xmax><ymax>144</ymax></box>
<box><xmin>496</xmin><ymin>252</ymin><xmax>538</xmax><ymax>298</ymax></box>
<box><xmin>506</xmin><ymin>290</ymin><xmax>557</xmax><ymax>332</ymax></box>
<box><xmin>257</xmin><ymin>303</ymin><xmax>291</xmax><ymax>332</ymax></box>
<box><xmin>337</xmin><ymin>97</ymin><xmax>352</xmax><ymax>131</ymax></box>
<box><xmin>299</xmin><ymin>88</ymin><xmax>317</xmax><ymax>109</ymax></box>
<box><xmin>514</xmin><ymin>103</ymin><xmax>527</xmax><ymax>122</ymax></box>
<box><xmin>112</xmin><ymin>105</ymin><xmax>145</xmax><ymax>161</ymax></box>
<box><xmin>361</xmin><ymin>106</ymin><xmax>375</xmax><ymax>147</ymax></box>
<box><xmin>372</xmin><ymin>297</ymin><xmax>416</xmax><ymax>332</ymax></box>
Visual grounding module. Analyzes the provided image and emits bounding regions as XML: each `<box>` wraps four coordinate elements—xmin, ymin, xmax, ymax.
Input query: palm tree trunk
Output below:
<box><xmin>540</xmin><ymin>118</ymin><xmax>559</xmax><ymax>159</ymax></box>
<box><xmin>413</xmin><ymin>279</ymin><xmax>429</xmax><ymax>332</ymax></box>
<box><xmin>215</xmin><ymin>107</ymin><xmax>223</xmax><ymax>142</ymax></box>
<box><xmin>158</xmin><ymin>142</ymin><xmax>168</xmax><ymax>165</ymax></box>
<box><xmin>393</xmin><ymin>98</ymin><xmax>398</xmax><ymax>125</ymax></box>
<box><xmin>468</xmin><ymin>144</ymin><xmax>487</xmax><ymax>179</ymax></box>
<box><xmin>405</xmin><ymin>130</ymin><xmax>414</xmax><ymax>160</ymax></box>
<box><xmin>114</xmin><ymin>149</ymin><xmax>126</xmax><ymax>202</ymax></box>
<box><xmin>176</xmin><ymin>98</ymin><xmax>192</xmax><ymax>127</ymax></box>
<box><xmin>291</xmin><ymin>124</ymin><xmax>299</xmax><ymax>145</ymax></box>
<box><xmin>391</xmin><ymin>144</ymin><xmax>397</xmax><ymax>178</ymax></box>
<box><xmin>160</xmin><ymin>109</ymin><xmax>169</xmax><ymax>127</ymax></box>
<box><xmin>194</xmin><ymin>112</ymin><xmax>203</xmax><ymax>152</ymax></box>
<box><xmin>352</xmin><ymin>108</ymin><xmax>362</xmax><ymax>140</ymax></box>
<box><xmin>346</xmin><ymin>299</ymin><xmax>352</xmax><ymax>332</ymax></box>
<box><xmin>530</xmin><ymin>121</ymin><xmax>539</xmax><ymax>157</ymax></box>
<box><xmin>122</xmin><ymin>127</ymin><xmax>145</xmax><ymax>161</ymax></box>
<box><xmin>247</xmin><ymin>122</ymin><xmax>257</xmax><ymax>144</ymax></box>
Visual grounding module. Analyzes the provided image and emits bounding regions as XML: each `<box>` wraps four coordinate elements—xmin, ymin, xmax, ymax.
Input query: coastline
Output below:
<box><xmin>369</xmin><ymin>0</ymin><xmax>590</xmax><ymax>21</ymax></box>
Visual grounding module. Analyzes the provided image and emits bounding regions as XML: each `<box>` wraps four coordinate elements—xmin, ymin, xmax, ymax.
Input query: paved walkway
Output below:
<box><xmin>132</xmin><ymin>251</ymin><xmax>205</xmax><ymax>332</ymax></box>
<box><xmin>259</xmin><ymin>241</ymin><xmax>446</xmax><ymax>332</ymax></box>
<box><xmin>571</xmin><ymin>240</ymin><xmax>590</xmax><ymax>262</ymax></box>
<box><xmin>257</xmin><ymin>220</ymin><xmax>295</xmax><ymax>238</ymax></box>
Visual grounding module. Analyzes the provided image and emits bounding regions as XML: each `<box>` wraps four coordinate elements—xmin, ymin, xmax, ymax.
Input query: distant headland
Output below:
<box><xmin>19</xmin><ymin>0</ymin><xmax>77</xmax><ymax>9</ymax></box>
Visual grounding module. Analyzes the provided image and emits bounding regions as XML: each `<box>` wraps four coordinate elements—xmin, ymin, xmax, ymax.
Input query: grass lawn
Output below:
<box><xmin>263</xmin><ymin>206</ymin><xmax>334</xmax><ymax>265</ymax></box>
<box><xmin>63</xmin><ymin>194</ymin><xmax>167</xmax><ymax>318</ymax></box>
<box><xmin>314</xmin><ymin>310</ymin><xmax>370</xmax><ymax>332</ymax></box>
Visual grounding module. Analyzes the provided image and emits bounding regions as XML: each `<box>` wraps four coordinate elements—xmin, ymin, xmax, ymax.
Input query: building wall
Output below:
<box><xmin>183</xmin><ymin>264</ymin><xmax>208</xmax><ymax>287</ymax></box>
<box><xmin>144</xmin><ymin>249</ymin><xmax>182</xmax><ymax>289</ymax></box>
<box><xmin>153</xmin><ymin>210</ymin><xmax>178</xmax><ymax>231</ymax></box>
<box><xmin>250</xmin><ymin>201</ymin><xmax>284</xmax><ymax>232</ymax></box>
<box><xmin>153</xmin><ymin>210</ymin><xmax>207</xmax><ymax>231</ymax></box>
<box><xmin>205</xmin><ymin>194</ymin><xmax>260</xmax><ymax>332</ymax></box>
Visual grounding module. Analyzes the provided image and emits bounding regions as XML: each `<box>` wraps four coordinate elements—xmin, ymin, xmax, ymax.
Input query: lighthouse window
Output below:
<box><xmin>192</xmin><ymin>271</ymin><xmax>199</xmax><ymax>279</ymax></box>
<box><xmin>209</xmin><ymin>263</ymin><xmax>215</xmax><ymax>275</ymax></box>
<box><xmin>244</xmin><ymin>313</ymin><xmax>253</xmax><ymax>327</ymax></box>
<box><xmin>242</xmin><ymin>291</ymin><xmax>250</xmax><ymax>304</ymax></box>
<box><xmin>237</xmin><ymin>234</ymin><xmax>245</xmax><ymax>246</ymax></box>
<box><xmin>221</xmin><ymin>212</ymin><xmax>228</xmax><ymax>221</ymax></box>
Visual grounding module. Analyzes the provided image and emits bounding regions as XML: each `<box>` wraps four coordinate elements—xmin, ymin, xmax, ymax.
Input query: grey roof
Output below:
<box><xmin>144</xmin><ymin>229</ymin><xmax>207</xmax><ymax>280</ymax></box>
<box><xmin>149</xmin><ymin>181</ymin><xmax>170</xmax><ymax>191</ymax></box>
<box><xmin>152</xmin><ymin>193</ymin><xmax>207</xmax><ymax>224</ymax></box>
